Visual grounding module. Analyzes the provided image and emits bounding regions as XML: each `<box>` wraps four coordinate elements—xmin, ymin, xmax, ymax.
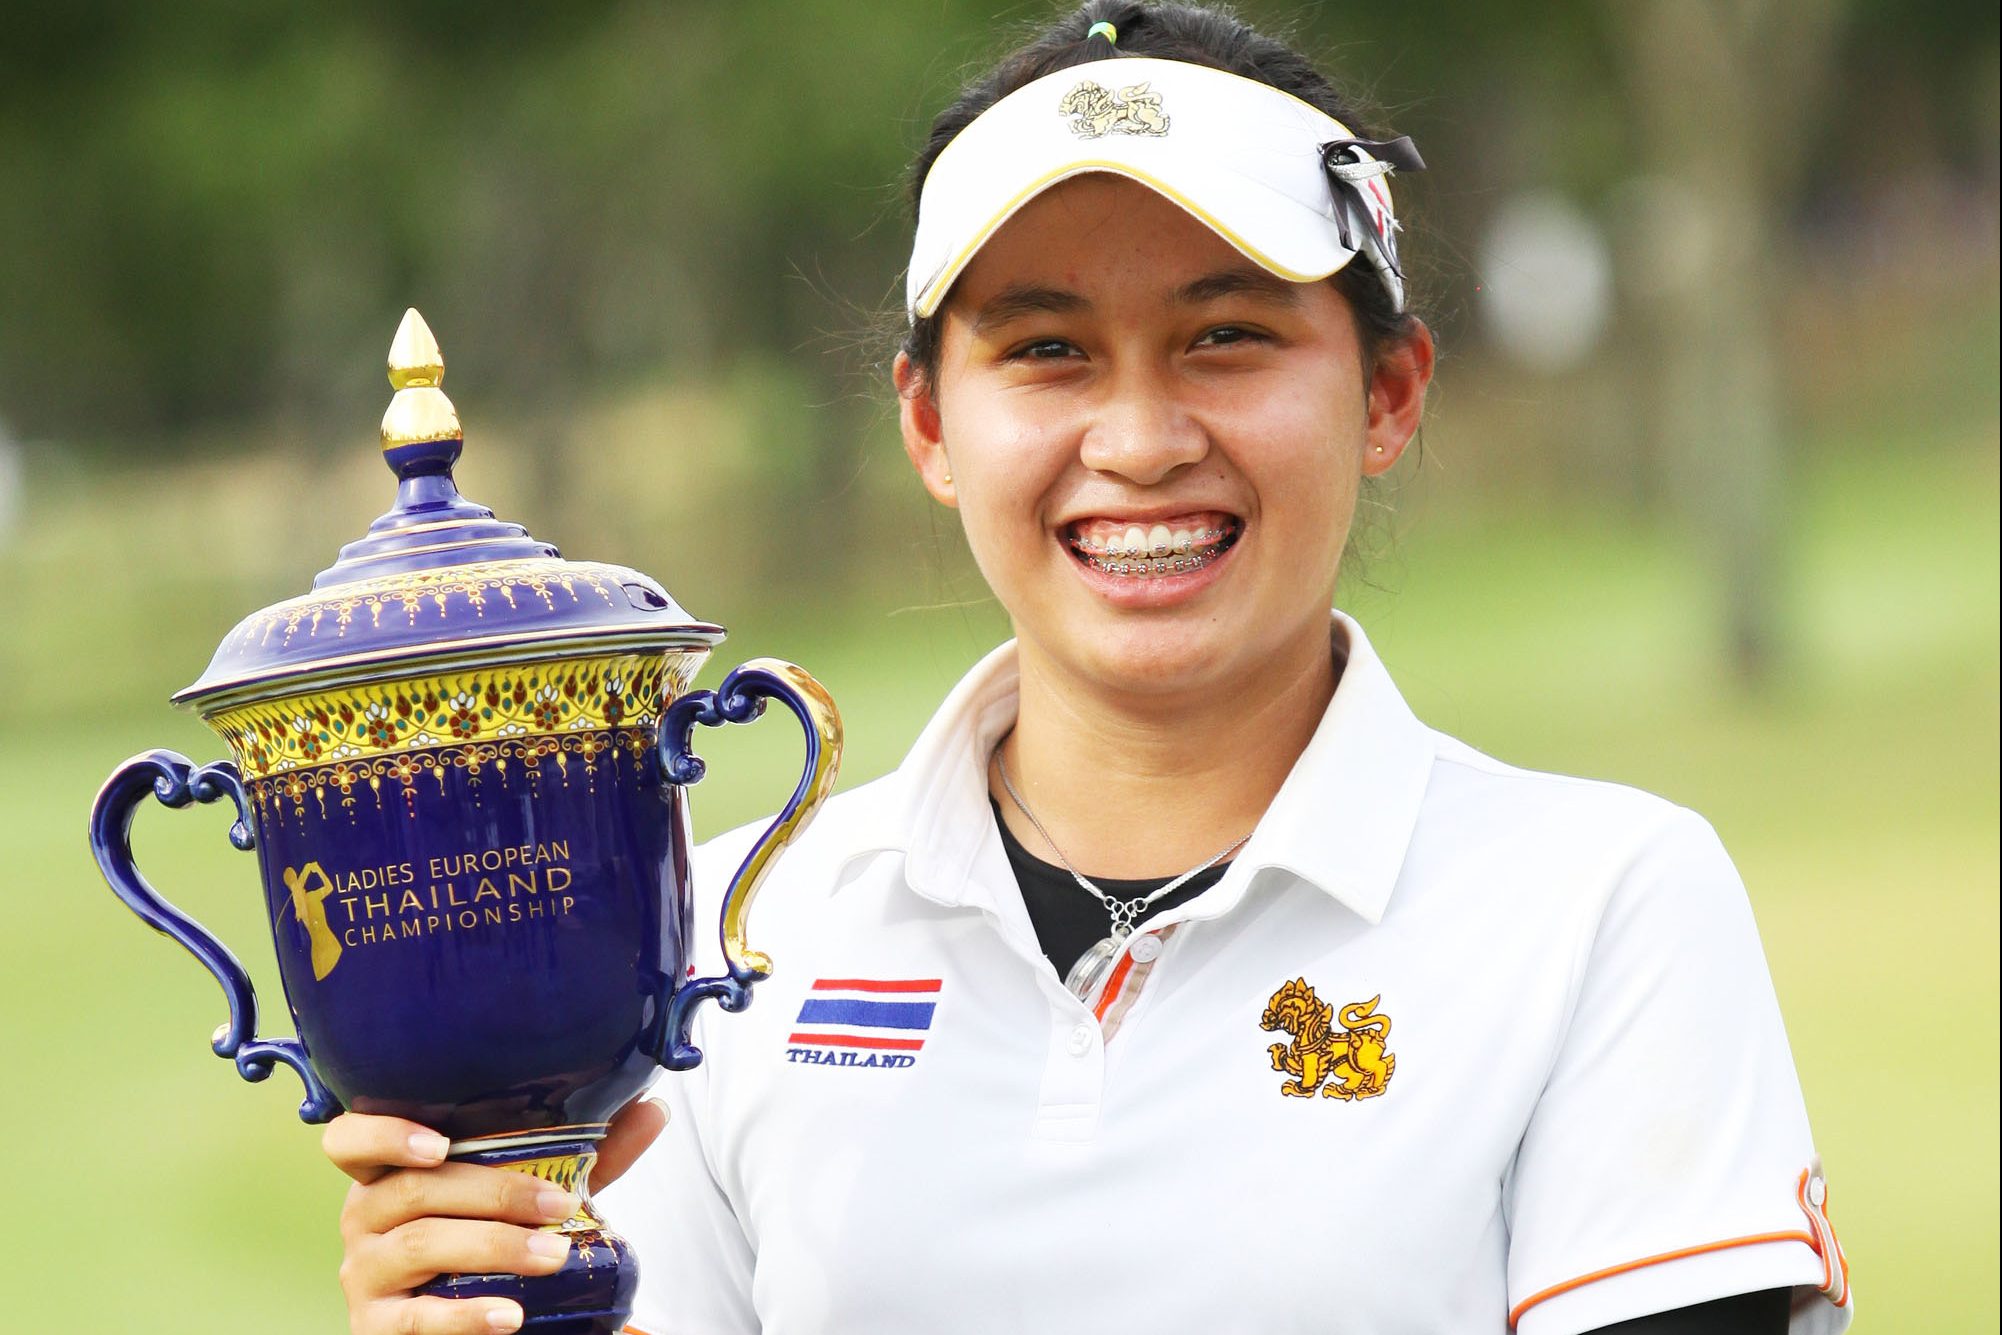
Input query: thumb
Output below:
<box><xmin>589</xmin><ymin>1095</ymin><xmax>669</xmax><ymax>1193</ymax></box>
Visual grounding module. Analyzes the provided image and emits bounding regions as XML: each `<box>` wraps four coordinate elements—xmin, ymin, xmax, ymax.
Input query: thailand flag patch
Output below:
<box><xmin>785</xmin><ymin>977</ymin><xmax>939</xmax><ymax>1069</ymax></box>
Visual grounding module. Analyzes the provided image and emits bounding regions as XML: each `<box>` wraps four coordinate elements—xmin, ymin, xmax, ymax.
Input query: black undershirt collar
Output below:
<box><xmin>991</xmin><ymin>800</ymin><xmax>1229</xmax><ymax>978</ymax></box>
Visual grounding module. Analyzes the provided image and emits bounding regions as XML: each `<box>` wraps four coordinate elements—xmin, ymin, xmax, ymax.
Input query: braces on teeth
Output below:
<box><xmin>1070</xmin><ymin>523</ymin><xmax>1239</xmax><ymax>577</ymax></box>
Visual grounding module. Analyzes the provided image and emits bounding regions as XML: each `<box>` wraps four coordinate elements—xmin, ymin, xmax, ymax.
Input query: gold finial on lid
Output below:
<box><xmin>380</xmin><ymin>307</ymin><xmax>463</xmax><ymax>449</ymax></box>
<box><xmin>387</xmin><ymin>308</ymin><xmax>446</xmax><ymax>389</ymax></box>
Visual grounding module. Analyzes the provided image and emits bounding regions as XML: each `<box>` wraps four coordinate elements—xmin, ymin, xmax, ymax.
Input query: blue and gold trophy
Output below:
<box><xmin>88</xmin><ymin>310</ymin><xmax>842</xmax><ymax>1332</ymax></box>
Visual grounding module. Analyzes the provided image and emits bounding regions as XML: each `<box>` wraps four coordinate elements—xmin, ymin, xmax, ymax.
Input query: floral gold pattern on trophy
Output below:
<box><xmin>247</xmin><ymin>727</ymin><xmax>657</xmax><ymax>822</ymax></box>
<box><xmin>226</xmin><ymin>558</ymin><xmax>638</xmax><ymax>650</ymax></box>
<box><xmin>208</xmin><ymin>650</ymin><xmax>697</xmax><ymax>778</ymax></box>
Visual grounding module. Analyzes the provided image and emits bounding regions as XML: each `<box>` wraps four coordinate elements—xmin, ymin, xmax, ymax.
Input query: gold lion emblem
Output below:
<box><xmin>1260</xmin><ymin>978</ymin><xmax>1396</xmax><ymax>1100</ymax></box>
<box><xmin>1058</xmin><ymin>80</ymin><xmax>1170</xmax><ymax>138</ymax></box>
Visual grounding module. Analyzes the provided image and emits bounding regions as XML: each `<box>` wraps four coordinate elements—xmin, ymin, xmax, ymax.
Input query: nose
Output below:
<box><xmin>1076</xmin><ymin>371</ymin><xmax>1208</xmax><ymax>486</ymax></box>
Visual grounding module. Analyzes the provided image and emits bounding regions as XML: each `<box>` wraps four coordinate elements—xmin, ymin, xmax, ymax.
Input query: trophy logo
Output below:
<box><xmin>1058</xmin><ymin>79</ymin><xmax>1170</xmax><ymax>138</ymax></box>
<box><xmin>282</xmin><ymin>861</ymin><xmax>345</xmax><ymax>981</ymax></box>
<box><xmin>1259</xmin><ymin>979</ymin><xmax>1397</xmax><ymax>1100</ymax></box>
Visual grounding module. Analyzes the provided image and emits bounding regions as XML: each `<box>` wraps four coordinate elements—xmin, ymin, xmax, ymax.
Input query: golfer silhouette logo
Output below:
<box><xmin>282</xmin><ymin>862</ymin><xmax>345</xmax><ymax>981</ymax></box>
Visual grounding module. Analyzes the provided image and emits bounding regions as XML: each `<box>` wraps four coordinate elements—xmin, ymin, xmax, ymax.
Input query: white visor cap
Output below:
<box><xmin>907</xmin><ymin>56</ymin><xmax>1413</xmax><ymax>321</ymax></box>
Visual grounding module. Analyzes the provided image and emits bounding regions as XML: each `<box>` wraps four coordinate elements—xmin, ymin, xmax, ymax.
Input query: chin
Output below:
<box><xmin>1065</xmin><ymin>617</ymin><xmax>1252</xmax><ymax>700</ymax></box>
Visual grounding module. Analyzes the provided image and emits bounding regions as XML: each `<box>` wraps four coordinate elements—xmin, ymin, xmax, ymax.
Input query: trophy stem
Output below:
<box><xmin>417</xmin><ymin>1125</ymin><xmax>638</xmax><ymax>1333</ymax></box>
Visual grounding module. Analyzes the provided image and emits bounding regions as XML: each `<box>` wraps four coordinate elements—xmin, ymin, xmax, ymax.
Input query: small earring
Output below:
<box><xmin>943</xmin><ymin>469</ymin><xmax>953</xmax><ymax>484</ymax></box>
<box><xmin>1371</xmin><ymin>444</ymin><xmax>1385</xmax><ymax>455</ymax></box>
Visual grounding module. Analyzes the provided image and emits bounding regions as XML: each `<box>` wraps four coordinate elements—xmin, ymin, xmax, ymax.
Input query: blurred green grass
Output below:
<box><xmin>2</xmin><ymin>442</ymin><xmax>1995</xmax><ymax>1331</ymax></box>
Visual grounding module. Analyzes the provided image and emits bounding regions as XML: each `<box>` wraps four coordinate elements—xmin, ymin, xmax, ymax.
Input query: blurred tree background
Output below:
<box><xmin>0</xmin><ymin>2</ymin><xmax>1995</xmax><ymax>1331</ymax></box>
<box><xmin>0</xmin><ymin>0</ymin><xmax>1996</xmax><ymax>673</ymax></box>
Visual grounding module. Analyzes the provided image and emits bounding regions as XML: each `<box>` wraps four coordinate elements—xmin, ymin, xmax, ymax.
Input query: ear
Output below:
<box><xmin>1361</xmin><ymin>318</ymin><xmax>1435</xmax><ymax>477</ymax></box>
<box><xmin>894</xmin><ymin>351</ymin><xmax>956</xmax><ymax>507</ymax></box>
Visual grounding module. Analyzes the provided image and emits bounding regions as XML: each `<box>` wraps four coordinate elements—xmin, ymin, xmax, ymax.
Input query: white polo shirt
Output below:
<box><xmin>602</xmin><ymin>613</ymin><xmax>1850</xmax><ymax>1335</ymax></box>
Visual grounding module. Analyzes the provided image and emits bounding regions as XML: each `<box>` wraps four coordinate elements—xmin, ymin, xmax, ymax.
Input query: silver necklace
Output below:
<box><xmin>996</xmin><ymin>751</ymin><xmax>1250</xmax><ymax>1001</ymax></box>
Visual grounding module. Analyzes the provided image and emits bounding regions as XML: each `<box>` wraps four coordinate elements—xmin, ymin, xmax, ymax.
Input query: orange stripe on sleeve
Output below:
<box><xmin>1796</xmin><ymin>1167</ymin><xmax>1851</xmax><ymax>1306</ymax></box>
<box><xmin>1507</xmin><ymin>1230</ymin><xmax>1818</xmax><ymax>1328</ymax></box>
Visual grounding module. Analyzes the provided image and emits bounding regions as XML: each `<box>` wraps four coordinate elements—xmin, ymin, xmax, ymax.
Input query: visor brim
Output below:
<box><xmin>909</xmin><ymin>159</ymin><xmax>1363</xmax><ymax>320</ymax></box>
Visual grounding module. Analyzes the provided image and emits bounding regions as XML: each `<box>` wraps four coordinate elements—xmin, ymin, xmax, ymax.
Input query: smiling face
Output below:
<box><xmin>898</xmin><ymin>173</ymin><xmax>1430</xmax><ymax>709</ymax></box>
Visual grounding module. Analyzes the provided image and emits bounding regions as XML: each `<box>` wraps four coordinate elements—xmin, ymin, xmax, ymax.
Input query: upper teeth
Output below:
<box><xmin>1078</xmin><ymin>525</ymin><xmax>1227</xmax><ymax>556</ymax></box>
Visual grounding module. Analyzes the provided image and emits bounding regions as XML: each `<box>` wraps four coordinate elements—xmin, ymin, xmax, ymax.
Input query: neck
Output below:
<box><xmin>991</xmin><ymin>619</ymin><xmax>1338</xmax><ymax>880</ymax></box>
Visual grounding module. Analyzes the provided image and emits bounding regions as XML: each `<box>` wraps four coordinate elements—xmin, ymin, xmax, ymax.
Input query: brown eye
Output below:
<box><xmin>1195</xmin><ymin>325</ymin><xmax>1262</xmax><ymax>348</ymax></box>
<box><xmin>1008</xmin><ymin>338</ymin><xmax>1079</xmax><ymax>361</ymax></box>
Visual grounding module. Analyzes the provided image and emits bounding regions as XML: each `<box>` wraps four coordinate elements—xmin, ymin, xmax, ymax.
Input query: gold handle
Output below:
<box><xmin>656</xmin><ymin>658</ymin><xmax>844</xmax><ymax>1069</ymax></box>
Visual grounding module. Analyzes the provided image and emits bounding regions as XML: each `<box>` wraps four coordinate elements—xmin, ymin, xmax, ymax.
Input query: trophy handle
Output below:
<box><xmin>88</xmin><ymin>750</ymin><xmax>341</xmax><ymax>1123</ymax></box>
<box><xmin>654</xmin><ymin>658</ymin><xmax>843</xmax><ymax>1070</ymax></box>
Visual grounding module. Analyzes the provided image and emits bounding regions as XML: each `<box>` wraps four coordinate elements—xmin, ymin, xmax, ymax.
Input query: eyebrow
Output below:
<box><xmin>966</xmin><ymin>266</ymin><xmax>1301</xmax><ymax>334</ymax></box>
<box><xmin>1175</xmin><ymin>266</ymin><xmax>1303</xmax><ymax>307</ymax></box>
<box><xmin>970</xmin><ymin>283</ymin><xmax>1089</xmax><ymax>334</ymax></box>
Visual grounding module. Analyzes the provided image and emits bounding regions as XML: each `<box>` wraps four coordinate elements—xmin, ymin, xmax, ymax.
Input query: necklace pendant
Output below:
<box><xmin>1064</xmin><ymin>935</ymin><xmax>1124</xmax><ymax>1003</ymax></box>
<box><xmin>1108</xmin><ymin>897</ymin><xmax>1145</xmax><ymax>941</ymax></box>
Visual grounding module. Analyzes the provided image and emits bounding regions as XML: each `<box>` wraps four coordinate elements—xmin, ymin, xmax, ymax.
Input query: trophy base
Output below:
<box><xmin>418</xmin><ymin>1128</ymin><xmax>638</xmax><ymax>1332</ymax></box>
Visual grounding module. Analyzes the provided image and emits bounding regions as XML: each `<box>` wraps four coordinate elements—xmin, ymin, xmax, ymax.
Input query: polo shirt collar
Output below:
<box><xmin>828</xmin><ymin>612</ymin><xmax>1435</xmax><ymax>926</ymax></box>
<box><xmin>1233</xmin><ymin>612</ymin><xmax>1435</xmax><ymax>925</ymax></box>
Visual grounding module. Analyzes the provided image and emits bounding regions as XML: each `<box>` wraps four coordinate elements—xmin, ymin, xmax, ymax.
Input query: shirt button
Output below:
<box><xmin>1808</xmin><ymin>1176</ymin><xmax>1827</xmax><ymax>1208</ymax></box>
<box><xmin>1066</xmin><ymin>1023</ymin><xmax>1094</xmax><ymax>1056</ymax></box>
<box><xmin>1129</xmin><ymin>934</ymin><xmax>1162</xmax><ymax>964</ymax></box>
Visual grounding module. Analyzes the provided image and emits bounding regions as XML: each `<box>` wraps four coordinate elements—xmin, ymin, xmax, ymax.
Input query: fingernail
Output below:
<box><xmin>526</xmin><ymin>1232</ymin><xmax>572</xmax><ymax>1261</ymax></box>
<box><xmin>535</xmin><ymin>1188</ymin><xmax>581</xmax><ymax>1221</ymax></box>
<box><xmin>645</xmin><ymin>1096</ymin><xmax>671</xmax><ymax>1121</ymax></box>
<box><xmin>408</xmin><ymin>1132</ymin><xmax>450</xmax><ymax>1162</ymax></box>
<box><xmin>486</xmin><ymin>1302</ymin><xmax>524</xmax><ymax>1332</ymax></box>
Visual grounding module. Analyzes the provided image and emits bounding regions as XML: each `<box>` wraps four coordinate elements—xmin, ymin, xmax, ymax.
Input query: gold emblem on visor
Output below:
<box><xmin>1260</xmin><ymin>979</ymin><xmax>1396</xmax><ymax>1100</ymax></box>
<box><xmin>1058</xmin><ymin>80</ymin><xmax>1169</xmax><ymax>138</ymax></box>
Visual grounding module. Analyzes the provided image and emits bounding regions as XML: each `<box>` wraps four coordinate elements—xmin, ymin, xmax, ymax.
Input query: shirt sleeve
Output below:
<box><xmin>594</xmin><ymin>1017</ymin><xmax>760</xmax><ymax>1335</ymax></box>
<box><xmin>1503</xmin><ymin>808</ymin><xmax>1851</xmax><ymax>1335</ymax></box>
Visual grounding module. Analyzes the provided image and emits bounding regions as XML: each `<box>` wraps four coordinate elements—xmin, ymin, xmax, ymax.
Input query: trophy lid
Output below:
<box><xmin>174</xmin><ymin>309</ymin><xmax>722</xmax><ymax>712</ymax></box>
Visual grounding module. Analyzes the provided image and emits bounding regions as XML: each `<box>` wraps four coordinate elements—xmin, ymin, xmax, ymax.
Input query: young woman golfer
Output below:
<box><xmin>324</xmin><ymin>6</ymin><xmax>1850</xmax><ymax>1333</ymax></box>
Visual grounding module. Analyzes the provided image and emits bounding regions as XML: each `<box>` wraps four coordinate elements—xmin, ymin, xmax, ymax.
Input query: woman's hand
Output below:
<box><xmin>325</xmin><ymin>1097</ymin><xmax>669</xmax><ymax>1334</ymax></box>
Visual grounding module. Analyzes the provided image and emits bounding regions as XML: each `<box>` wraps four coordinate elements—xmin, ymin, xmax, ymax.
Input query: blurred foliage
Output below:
<box><xmin>2</xmin><ymin>0</ymin><xmax>1995</xmax><ymax>676</ymax></box>
<box><xmin>0</xmin><ymin>0</ymin><xmax>1995</xmax><ymax>439</ymax></box>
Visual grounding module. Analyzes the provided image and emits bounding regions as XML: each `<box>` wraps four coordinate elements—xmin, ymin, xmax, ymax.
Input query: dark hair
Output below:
<box><xmin>898</xmin><ymin>0</ymin><xmax>1422</xmax><ymax>396</ymax></box>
